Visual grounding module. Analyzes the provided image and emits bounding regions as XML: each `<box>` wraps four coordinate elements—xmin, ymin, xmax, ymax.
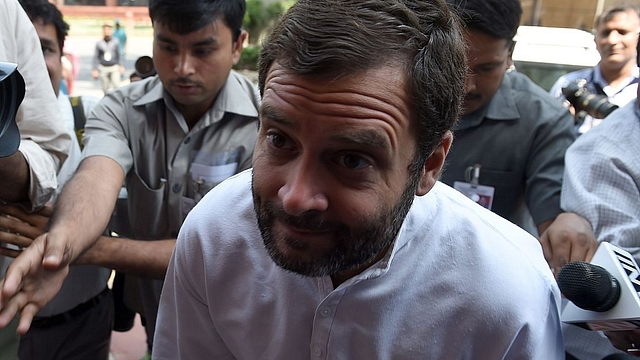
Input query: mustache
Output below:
<box><xmin>464</xmin><ymin>93</ymin><xmax>482</xmax><ymax>102</ymax></box>
<box><xmin>169</xmin><ymin>77</ymin><xmax>201</xmax><ymax>87</ymax></box>
<box><xmin>264</xmin><ymin>203</ymin><xmax>338</xmax><ymax>233</ymax></box>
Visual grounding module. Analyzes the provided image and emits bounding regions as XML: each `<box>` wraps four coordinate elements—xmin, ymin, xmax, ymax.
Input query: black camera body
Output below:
<box><xmin>561</xmin><ymin>79</ymin><xmax>618</xmax><ymax>119</ymax></box>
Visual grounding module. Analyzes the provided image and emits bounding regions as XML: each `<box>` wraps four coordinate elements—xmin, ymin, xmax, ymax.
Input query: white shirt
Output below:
<box><xmin>154</xmin><ymin>170</ymin><xmax>564</xmax><ymax>360</ymax></box>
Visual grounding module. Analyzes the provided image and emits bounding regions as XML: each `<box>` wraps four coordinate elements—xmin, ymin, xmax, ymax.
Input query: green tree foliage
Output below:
<box><xmin>243</xmin><ymin>0</ymin><xmax>291</xmax><ymax>45</ymax></box>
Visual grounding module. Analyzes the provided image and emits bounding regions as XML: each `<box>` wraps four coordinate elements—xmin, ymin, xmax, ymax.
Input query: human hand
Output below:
<box><xmin>119</xmin><ymin>65</ymin><xmax>125</xmax><ymax>75</ymax></box>
<box><xmin>91</xmin><ymin>69</ymin><xmax>99</xmax><ymax>79</ymax></box>
<box><xmin>539</xmin><ymin>212</ymin><xmax>598</xmax><ymax>276</ymax></box>
<box><xmin>0</xmin><ymin>230</ymin><xmax>73</xmax><ymax>334</ymax></box>
<box><xmin>0</xmin><ymin>204</ymin><xmax>52</xmax><ymax>257</ymax></box>
<box><xmin>604</xmin><ymin>329</ymin><xmax>640</xmax><ymax>356</ymax></box>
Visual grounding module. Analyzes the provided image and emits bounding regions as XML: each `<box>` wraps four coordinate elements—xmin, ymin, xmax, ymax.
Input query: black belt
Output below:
<box><xmin>30</xmin><ymin>287</ymin><xmax>110</xmax><ymax>329</ymax></box>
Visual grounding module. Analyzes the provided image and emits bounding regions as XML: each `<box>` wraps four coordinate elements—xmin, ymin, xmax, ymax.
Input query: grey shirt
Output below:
<box><xmin>92</xmin><ymin>36</ymin><xmax>123</xmax><ymax>68</ymax></box>
<box><xmin>441</xmin><ymin>70</ymin><xmax>575</xmax><ymax>230</ymax></box>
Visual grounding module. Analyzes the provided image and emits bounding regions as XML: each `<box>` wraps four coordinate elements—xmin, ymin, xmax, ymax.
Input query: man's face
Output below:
<box><xmin>33</xmin><ymin>19</ymin><xmax>62</xmax><ymax>96</ymax></box>
<box><xmin>595</xmin><ymin>10</ymin><xmax>640</xmax><ymax>70</ymax></box>
<box><xmin>103</xmin><ymin>25</ymin><xmax>113</xmax><ymax>38</ymax></box>
<box><xmin>152</xmin><ymin>20</ymin><xmax>244</xmax><ymax>120</ymax></box>
<box><xmin>252</xmin><ymin>63</ymin><xmax>449</xmax><ymax>280</ymax></box>
<box><xmin>461</xmin><ymin>29</ymin><xmax>512</xmax><ymax>116</ymax></box>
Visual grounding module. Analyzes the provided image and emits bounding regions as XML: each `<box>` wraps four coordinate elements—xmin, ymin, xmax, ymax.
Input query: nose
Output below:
<box><xmin>607</xmin><ymin>30</ymin><xmax>622</xmax><ymax>44</ymax></box>
<box><xmin>278</xmin><ymin>161</ymin><xmax>329</xmax><ymax>216</ymax></box>
<box><xmin>464</xmin><ymin>73</ymin><xmax>476</xmax><ymax>94</ymax></box>
<box><xmin>174</xmin><ymin>53</ymin><xmax>195</xmax><ymax>76</ymax></box>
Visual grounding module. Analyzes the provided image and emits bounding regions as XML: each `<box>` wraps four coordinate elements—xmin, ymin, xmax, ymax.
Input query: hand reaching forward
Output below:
<box><xmin>539</xmin><ymin>212</ymin><xmax>599</xmax><ymax>277</ymax></box>
<box><xmin>0</xmin><ymin>230</ymin><xmax>72</xmax><ymax>334</ymax></box>
<box><xmin>0</xmin><ymin>204</ymin><xmax>51</xmax><ymax>257</ymax></box>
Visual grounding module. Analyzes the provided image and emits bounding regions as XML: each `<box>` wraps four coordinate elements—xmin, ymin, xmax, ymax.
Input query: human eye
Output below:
<box><xmin>159</xmin><ymin>43</ymin><xmax>177</xmax><ymax>53</ymax></box>
<box><xmin>266</xmin><ymin>132</ymin><xmax>294</xmax><ymax>150</ymax></box>
<box><xmin>194</xmin><ymin>47</ymin><xmax>214</xmax><ymax>57</ymax></box>
<box><xmin>598</xmin><ymin>29</ymin><xmax>612</xmax><ymax>38</ymax></box>
<box><xmin>475</xmin><ymin>64</ymin><xmax>501</xmax><ymax>75</ymax></box>
<box><xmin>337</xmin><ymin>153</ymin><xmax>372</xmax><ymax>170</ymax></box>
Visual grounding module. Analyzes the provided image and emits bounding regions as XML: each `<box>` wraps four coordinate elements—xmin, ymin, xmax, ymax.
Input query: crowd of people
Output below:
<box><xmin>0</xmin><ymin>0</ymin><xmax>639</xmax><ymax>359</ymax></box>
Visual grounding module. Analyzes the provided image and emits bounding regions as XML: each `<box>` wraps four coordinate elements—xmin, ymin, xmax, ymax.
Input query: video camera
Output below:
<box><xmin>561</xmin><ymin>79</ymin><xmax>618</xmax><ymax>120</ymax></box>
<box><xmin>0</xmin><ymin>61</ymin><xmax>25</xmax><ymax>157</ymax></box>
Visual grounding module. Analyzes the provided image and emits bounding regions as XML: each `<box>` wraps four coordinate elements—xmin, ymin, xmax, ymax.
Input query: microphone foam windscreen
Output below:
<box><xmin>558</xmin><ymin>261</ymin><xmax>621</xmax><ymax>312</ymax></box>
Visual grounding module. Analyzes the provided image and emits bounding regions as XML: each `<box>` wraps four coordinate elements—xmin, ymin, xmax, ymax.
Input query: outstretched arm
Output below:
<box><xmin>0</xmin><ymin>155</ymin><xmax>124</xmax><ymax>333</ymax></box>
<box><xmin>0</xmin><ymin>203</ymin><xmax>174</xmax><ymax>280</ymax></box>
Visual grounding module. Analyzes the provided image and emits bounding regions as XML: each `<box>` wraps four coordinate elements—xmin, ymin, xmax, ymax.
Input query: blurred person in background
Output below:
<box><xmin>550</xmin><ymin>4</ymin><xmax>640</xmax><ymax>135</ymax></box>
<box><xmin>92</xmin><ymin>23</ymin><xmax>125</xmax><ymax>94</ymax></box>
<box><xmin>113</xmin><ymin>18</ymin><xmax>127</xmax><ymax>61</ymax></box>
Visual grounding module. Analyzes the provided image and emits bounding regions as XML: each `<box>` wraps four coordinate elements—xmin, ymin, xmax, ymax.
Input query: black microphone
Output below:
<box><xmin>559</xmin><ymin>242</ymin><xmax>640</xmax><ymax>332</ymax></box>
<box><xmin>558</xmin><ymin>261</ymin><xmax>621</xmax><ymax>312</ymax></box>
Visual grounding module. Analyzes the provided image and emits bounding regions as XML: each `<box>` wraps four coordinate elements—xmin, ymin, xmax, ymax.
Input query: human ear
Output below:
<box><xmin>232</xmin><ymin>30</ymin><xmax>248</xmax><ymax>65</ymax></box>
<box><xmin>416</xmin><ymin>131</ymin><xmax>453</xmax><ymax>196</ymax></box>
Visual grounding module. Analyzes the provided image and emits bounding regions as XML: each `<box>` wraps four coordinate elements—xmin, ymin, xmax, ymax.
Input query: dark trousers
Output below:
<box><xmin>18</xmin><ymin>289</ymin><xmax>114</xmax><ymax>360</ymax></box>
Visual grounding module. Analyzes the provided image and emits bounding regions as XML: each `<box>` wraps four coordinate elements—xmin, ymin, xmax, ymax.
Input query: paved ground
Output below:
<box><xmin>109</xmin><ymin>314</ymin><xmax>148</xmax><ymax>360</ymax></box>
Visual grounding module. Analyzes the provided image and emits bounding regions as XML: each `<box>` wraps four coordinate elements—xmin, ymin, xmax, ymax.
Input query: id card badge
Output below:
<box><xmin>453</xmin><ymin>181</ymin><xmax>495</xmax><ymax>210</ymax></box>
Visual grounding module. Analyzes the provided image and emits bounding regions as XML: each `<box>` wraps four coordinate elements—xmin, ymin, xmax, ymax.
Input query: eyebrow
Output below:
<box><xmin>40</xmin><ymin>38</ymin><xmax>57</xmax><ymax>49</ymax></box>
<box><xmin>330</xmin><ymin>130</ymin><xmax>388</xmax><ymax>148</ymax></box>
<box><xmin>155</xmin><ymin>33</ymin><xmax>218</xmax><ymax>47</ymax></box>
<box><xmin>260</xmin><ymin>103</ymin><xmax>294</xmax><ymax>127</ymax></box>
<box><xmin>260</xmin><ymin>103</ymin><xmax>389</xmax><ymax>148</ymax></box>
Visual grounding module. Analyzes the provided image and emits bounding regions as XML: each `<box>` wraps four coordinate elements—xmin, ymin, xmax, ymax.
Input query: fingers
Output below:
<box><xmin>539</xmin><ymin>213</ymin><xmax>599</xmax><ymax>277</ymax></box>
<box><xmin>16</xmin><ymin>303</ymin><xmax>39</xmax><ymax>335</ymax></box>
<box><xmin>0</xmin><ymin>283</ymin><xmax>25</xmax><ymax>328</ymax></box>
<box><xmin>0</xmin><ymin>247</ymin><xmax>22</xmax><ymax>258</ymax></box>
<box><xmin>0</xmin><ymin>230</ymin><xmax>32</xmax><ymax>249</ymax></box>
<box><xmin>0</xmin><ymin>215</ymin><xmax>41</xmax><ymax>241</ymax></box>
<box><xmin>0</xmin><ymin>239</ymin><xmax>44</xmax><ymax>306</ymax></box>
<box><xmin>0</xmin><ymin>205</ymin><xmax>53</xmax><ymax>233</ymax></box>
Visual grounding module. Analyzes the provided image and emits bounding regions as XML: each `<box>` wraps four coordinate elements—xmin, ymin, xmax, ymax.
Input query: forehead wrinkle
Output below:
<box><xmin>276</xmin><ymin>81</ymin><xmax>409</xmax><ymax>129</ymax></box>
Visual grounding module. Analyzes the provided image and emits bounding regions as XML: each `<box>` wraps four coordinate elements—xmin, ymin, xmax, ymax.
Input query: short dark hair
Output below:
<box><xmin>446</xmin><ymin>0</ymin><xmax>522</xmax><ymax>42</ymax></box>
<box><xmin>19</xmin><ymin>0</ymin><xmax>69</xmax><ymax>53</ymax></box>
<box><xmin>258</xmin><ymin>0</ymin><xmax>467</xmax><ymax>174</ymax></box>
<box><xmin>149</xmin><ymin>0</ymin><xmax>245</xmax><ymax>41</ymax></box>
<box><xmin>595</xmin><ymin>4</ymin><xmax>640</xmax><ymax>29</ymax></box>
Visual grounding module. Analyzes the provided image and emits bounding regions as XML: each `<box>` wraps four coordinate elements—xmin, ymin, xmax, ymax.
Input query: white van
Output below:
<box><xmin>512</xmin><ymin>25</ymin><xmax>601</xmax><ymax>91</ymax></box>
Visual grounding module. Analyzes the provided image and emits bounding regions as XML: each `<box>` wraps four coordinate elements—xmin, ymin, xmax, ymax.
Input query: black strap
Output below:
<box><xmin>588</xmin><ymin>69</ymin><xmax>607</xmax><ymax>96</ymax></box>
<box><xmin>69</xmin><ymin>96</ymin><xmax>86</xmax><ymax>149</ymax></box>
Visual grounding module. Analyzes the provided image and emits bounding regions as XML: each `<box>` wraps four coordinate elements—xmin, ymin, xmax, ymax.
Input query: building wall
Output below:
<box><xmin>53</xmin><ymin>0</ymin><xmax>640</xmax><ymax>32</ymax></box>
<box><xmin>522</xmin><ymin>0</ymin><xmax>640</xmax><ymax>31</ymax></box>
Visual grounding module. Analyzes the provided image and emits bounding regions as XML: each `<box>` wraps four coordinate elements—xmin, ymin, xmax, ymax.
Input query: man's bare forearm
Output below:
<box><xmin>48</xmin><ymin>156</ymin><xmax>124</xmax><ymax>263</ymax></box>
<box><xmin>77</xmin><ymin>236</ymin><xmax>176</xmax><ymax>279</ymax></box>
<box><xmin>0</xmin><ymin>152</ymin><xmax>30</xmax><ymax>203</ymax></box>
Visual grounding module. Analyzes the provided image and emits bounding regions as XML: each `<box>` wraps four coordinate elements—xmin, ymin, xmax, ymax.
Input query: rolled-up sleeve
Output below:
<box><xmin>4</xmin><ymin>0</ymin><xmax>71</xmax><ymax>208</ymax></box>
